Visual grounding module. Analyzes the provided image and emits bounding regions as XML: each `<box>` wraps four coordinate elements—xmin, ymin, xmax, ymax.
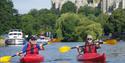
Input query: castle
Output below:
<box><xmin>51</xmin><ymin>0</ymin><xmax>125</xmax><ymax>14</ymax></box>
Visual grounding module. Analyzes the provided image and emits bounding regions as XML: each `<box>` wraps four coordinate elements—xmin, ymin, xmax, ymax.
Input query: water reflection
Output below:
<box><xmin>79</xmin><ymin>61</ymin><xmax>106</xmax><ymax>63</ymax></box>
<box><xmin>55</xmin><ymin>61</ymin><xmax>70</xmax><ymax>63</ymax></box>
<box><xmin>1</xmin><ymin>62</ymin><xmax>11</xmax><ymax>63</ymax></box>
<box><xmin>1</xmin><ymin>42</ymin><xmax>125</xmax><ymax>63</ymax></box>
<box><xmin>52</xmin><ymin>58</ymin><xmax>72</xmax><ymax>61</ymax></box>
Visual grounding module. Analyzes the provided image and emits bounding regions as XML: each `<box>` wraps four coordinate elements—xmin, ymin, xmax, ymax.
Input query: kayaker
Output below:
<box><xmin>39</xmin><ymin>32</ymin><xmax>46</xmax><ymax>39</ymax></box>
<box><xmin>16</xmin><ymin>36</ymin><xmax>45</xmax><ymax>56</ymax></box>
<box><xmin>76</xmin><ymin>35</ymin><xmax>100</xmax><ymax>54</ymax></box>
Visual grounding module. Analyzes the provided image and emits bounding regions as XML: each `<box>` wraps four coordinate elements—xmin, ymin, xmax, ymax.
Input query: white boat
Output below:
<box><xmin>5</xmin><ymin>29</ymin><xmax>24</xmax><ymax>45</ymax></box>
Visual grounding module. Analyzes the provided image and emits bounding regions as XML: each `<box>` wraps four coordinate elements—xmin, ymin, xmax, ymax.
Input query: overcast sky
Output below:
<box><xmin>12</xmin><ymin>0</ymin><xmax>51</xmax><ymax>14</ymax></box>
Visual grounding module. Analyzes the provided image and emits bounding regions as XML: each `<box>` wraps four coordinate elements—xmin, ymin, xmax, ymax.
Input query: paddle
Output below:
<box><xmin>59</xmin><ymin>45</ymin><xmax>84</xmax><ymax>53</ymax></box>
<box><xmin>103</xmin><ymin>39</ymin><xmax>117</xmax><ymax>45</ymax></box>
<box><xmin>0</xmin><ymin>42</ymin><xmax>50</xmax><ymax>62</ymax></box>
<box><xmin>59</xmin><ymin>39</ymin><xmax>117</xmax><ymax>53</ymax></box>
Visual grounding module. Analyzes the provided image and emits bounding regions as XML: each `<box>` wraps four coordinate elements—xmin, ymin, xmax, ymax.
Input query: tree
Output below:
<box><xmin>37</xmin><ymin>9</ymin><xmax>57</xmax><ymax>33</ymax></box>
<box><xmin>21</xmin><ymin>14</ymin><xmax>36</xmax><ymax>34</ymax></box>
<box><xmin>56</xmin><ymin>13</ymin><xmax>103</xmax><ymax>41</ymax></box>
<box><xmin>21</xmin><ymin>9</ymin><xmax>57</xmax><ymax>35</ymax></box>
<box><xmin>78</xmin><ymin>6</ymin><xmax>102</xmax><ymax>16</ymax></box>
<box><xmin>76</xmin><ymin>15</ymin><xmax>103</xmax><ymax>40</ymax></box>
<box><xmin>29</xmin><ymin>9</ymin><xmax>39</xmax><ymax>17</ymax></box>
<box><xmin>108</xmin><ymin>9</ymin><xmax>125</xmax><ymax>39</ymax></box>
<box><xmin>51</xmin><ymin>2</ymin><xmax>60</xmax><ymax>15</ymax></box>
<box><xmin>0</xmin><ymin>0</ymin><xmax>19</xmax><ymax>34</ymax></box>
<box><xmin>56</xmin><ymin>13</ymin><xmax>80</xmax><ymax>41</ymax></box>
<box><xmin>109</xmin><ymin>9</ymin><xmax>125</xmax><ymax>33</ymax></box>
<box><xmin>95</xmin><ymin>13</ymin><xmax>112</xmax><ymax>34</ymax></box>
<box><xmin>61</xmin><ymin>1</ymin><xmax>77</xmax><ymax>14</ymax></box>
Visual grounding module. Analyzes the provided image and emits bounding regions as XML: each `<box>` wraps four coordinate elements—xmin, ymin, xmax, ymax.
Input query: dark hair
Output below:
<box><xmin>30</xmin><ymin>36</ymin><xmax>37</xmax><ymax>40</ymax></box>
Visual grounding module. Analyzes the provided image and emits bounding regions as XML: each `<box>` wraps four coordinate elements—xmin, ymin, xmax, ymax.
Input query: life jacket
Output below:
<box><xmin>84</xmin><ymin>42</ymin><xmax>97</xmax><ymax>53</ymax></box>
<box><xmin>26</xmin><ymin>42</ymin><xmax>39</xmax><ymax>54</ymax></box>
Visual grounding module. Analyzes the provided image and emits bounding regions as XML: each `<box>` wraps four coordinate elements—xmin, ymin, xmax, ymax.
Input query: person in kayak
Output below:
<box><xmin>39</xmin><ymin>32</ymin><xmax>46</xmax><ymax>39</ymax></box>
<box><xmin>76</xmin><ymin>35</ymin><xmax>100</xmax><ymax>54</ymax></box>
<box><xmin>16</xmin><ymin>36</ymin><xmax>45</xmax><ymax>56</ymax></box>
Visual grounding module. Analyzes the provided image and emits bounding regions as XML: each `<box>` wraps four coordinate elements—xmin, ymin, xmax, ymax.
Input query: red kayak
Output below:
<box><xmin>77</xmin><ymin>53</ymin><xmax>106</xmax><ymax>61</ymax></box>
<box><xmin>20</xmin><ymin>54</ymin><xmax>44</xmax><ymax>63</ymax></box>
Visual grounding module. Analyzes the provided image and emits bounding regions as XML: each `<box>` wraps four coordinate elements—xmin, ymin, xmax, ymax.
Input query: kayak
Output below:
<box><xmin>77</xmin><ymin>53</ymin><xmax>106</xmax><ymax>61</ymax></box>
<box><xmin>20</xmin><ymin>54</ymin><xmax>44</xmax><ymax>63</ymax></box>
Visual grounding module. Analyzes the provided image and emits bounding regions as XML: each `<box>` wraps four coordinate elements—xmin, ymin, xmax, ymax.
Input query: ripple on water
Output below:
<box><xmin>1</xmin><ymin>42</ymin><xmax>125</xmax><ymax>63</ymax></box>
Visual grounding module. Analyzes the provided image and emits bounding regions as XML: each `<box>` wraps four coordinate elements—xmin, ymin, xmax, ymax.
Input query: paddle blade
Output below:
<box><xmin>103</xmin><ymin>39</ymin><xmax>117</xmax><ymax>45</ymax></box>
<box><xmin>59</xmin><ymin>46</ymin><xmax>71</xmax><ymax>53</ymax></box>
<box><xmin>48</xmin><ymin>42</ymin><xmax>52</xmax><ymax>45</ymax></box>
<box><xmin>0</xmin><ymin>56</ymin><xmax>11</xmax><ymax>62</ymax></box>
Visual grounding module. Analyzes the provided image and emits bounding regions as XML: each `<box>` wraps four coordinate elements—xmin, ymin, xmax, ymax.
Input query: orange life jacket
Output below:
<box><xmin>84</xmin><ymin>42</ymin><xmax>97</xmax><ymax>53</ymax></box>
<box><xmin>26</xmin><ymin>42</ymin><xmax>39</xmax><ymax>54</ymax></box>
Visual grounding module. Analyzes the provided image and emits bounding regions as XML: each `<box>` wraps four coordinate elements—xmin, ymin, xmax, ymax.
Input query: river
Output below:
<box><xmin>0</xmin><ymin>41</ymin><xmax>125</xmax><ymax>63</ymax></box>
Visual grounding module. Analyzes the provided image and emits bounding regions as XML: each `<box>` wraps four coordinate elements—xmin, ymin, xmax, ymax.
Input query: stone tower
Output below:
<box><xmin>51</xmin><ymin>0</ymin><xmax>124</xmax><ymax>14</ymax></box>
<box><xmin>101</xmin><ymin>0</ymin><xmax>122</xmax><ymax>14</ymax></box>
<box><xmin>75</xmin><ymin>0</ymin><xmax>88</xmax><ymax>9</ymax></box>
<box><xmin>122</xmin><ymin>0</ymin><xmax>125</xmax><ymax>9</ymax></box>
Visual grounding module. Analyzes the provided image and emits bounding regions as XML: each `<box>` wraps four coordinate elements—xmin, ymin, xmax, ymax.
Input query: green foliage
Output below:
<box><xmin>56</xmin><ymin>13</ymin><xmax>103</xmax><ymax>41</ymax></box>
<box><xmin>51</xmin><ymin>3</ymin><xmax>60</xmax><ymax>15</ymax></box>
<box><xmin>61</xmin><ymin>1</ymin><xmax>77</xmax><ymax>14</ymax></box>
<box><xmin>56</xmin><ymin>13</ymin><xmax>80</xmax><ymax>40</ymax></box>
<box><xmin>78</xmin><ymin>6</ymin><xmax>102</xmax><ymax>16</ymax></box>
<box><xmin>76</xmin><ymin>15</ymin><xmax>103</xmax><ymax>40</ymax></box>
<box><xmin>0</xmin><ymin>0</ymin><xmax>20</xmax><ymax>34</ymax></box>
<box><xmin>38</xmin><ymin>10</ymin><xmax>57</xmax><ymax>33</ymax></box>
<box><xmin>20</xmin><ymin>9</ymin><xmax>57</xmax><ymax>35</ymax></box>
<box><xmin>109</xmin><ymin>9</ymin><xmax>125</xmax><ymax>33</ymax></box>
<box><xmin>21</xmin><ymin>14</ymin><xmax>35</xmax><ymax>34</ymax></box>
<box><xmin>1</xmin><ymin>0</ymin><xmax>125</xmax><ymax>41</ymax></box>
<box><xmin>107</xmin><ymin>9</ymin><xmax>125</xmax><ymax>39</ymax></box>
<box><xmin>0</xmin><ymin>36</ymin><xmax>4</xmax><ymax>39</ymax></box>
<box><xmin>95</xmin><ymin>13</ymin><xmax>113</xmax><ymax>33</ymax></box>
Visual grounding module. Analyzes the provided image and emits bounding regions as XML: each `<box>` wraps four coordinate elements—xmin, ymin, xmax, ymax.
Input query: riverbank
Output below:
<box><xmin>0</xmin><ymin>39</ymin><xmax>5</xmax><ymax>47</ymax></box>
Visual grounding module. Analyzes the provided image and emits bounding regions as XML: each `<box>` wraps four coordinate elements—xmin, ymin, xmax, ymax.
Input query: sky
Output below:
<box><xmin>12</xmin><ymin>0</ymin><xmax>51</xmax><ymax>14</ymax></box>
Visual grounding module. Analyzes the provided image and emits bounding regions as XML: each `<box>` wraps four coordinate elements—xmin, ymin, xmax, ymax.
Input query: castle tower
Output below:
<box><xmin>93</xmin><ymin>0</ymin><xmax>101</xmax><ymax>7</ymax></box>
<box><xmin>75</xmin><ymin>0</ymin><xmax>87</xmax><ymax>9</ymax></box>
<box><xmin>101</xmin><ymin>0</ymin><xmax>106</xmax><ymax>13</ymax></box>
<box><xmin>122</xmin><ymin>0</ymin><xmax>125</xmax><ymax>9</ymax></box>
<box><xmin>51</xmin><ymin>0</ymin><xmax>61</xmax><ymax>9</ymax></box>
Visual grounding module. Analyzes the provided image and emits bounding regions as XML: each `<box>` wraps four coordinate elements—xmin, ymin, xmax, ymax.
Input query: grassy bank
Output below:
<box><xmin>0</xmin><ymin>39</ymin><xmax>5</xmax><ymax>47</ymax></box>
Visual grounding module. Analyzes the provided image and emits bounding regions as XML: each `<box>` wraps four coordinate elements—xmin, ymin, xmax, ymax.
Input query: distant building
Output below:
<box><xmin>101</xmin><ymin>0</ymin><xmax>115</xmax><ymax>14</ymax></box>
<box><xmin>51</xmin><ymin>0</ymin><xmax>86</xmax><ymax>10</ymax></box>
<box><xmin>51</xmin><ymin>0</ymin><xmax>100</xmax><ymax>10</ymax></box>
<box><xmin>122</xmin><ymin>0</ymin><xmax>125</xmax><ymax>9</ymax></box>
<box><xmin>51</xmin><ymin>0</ymin><xmax>125</xmax><ymax>14</ymax></box>
<box><xmin>101</xmin><ymin>0</ymin><xmax>125</xmax><ymax>14</ymax></box>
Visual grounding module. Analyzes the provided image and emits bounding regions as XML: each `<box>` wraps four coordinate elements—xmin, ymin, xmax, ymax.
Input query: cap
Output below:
<box><xmin>87</xmin><ymin>35</ymin><xmax>93</xmax><ymax>39</ymax></box>
<box><xmin>30</xmin><ymin>36</ymin><xmax>37</xmax><ymax>40</ymax></box>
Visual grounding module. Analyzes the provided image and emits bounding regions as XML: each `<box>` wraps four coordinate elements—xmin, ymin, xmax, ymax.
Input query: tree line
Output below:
<box><xmin>0</xmin><ymin>0</ymin><xmax>125</xmax><ymax>41</ymax></box>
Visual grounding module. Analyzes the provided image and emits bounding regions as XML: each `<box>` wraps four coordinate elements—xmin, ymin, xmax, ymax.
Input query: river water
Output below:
<box><xmin>0</xmin><ymin>41</ymin><xmax>125</xmax><ymax>63</ymax></box>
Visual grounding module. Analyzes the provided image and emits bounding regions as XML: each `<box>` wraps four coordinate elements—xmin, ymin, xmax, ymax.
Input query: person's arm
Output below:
<box><xmin>22</xmin><ymin>43</ymin><xmax>28</xmax><ymax>53</ymax></box>
<box><xmin>16</xmin><ymin>43</ymin><xmax>28</xmax><ymax>56</ymax></box>
<box><xmin>76</xmin><ymin>46</ymin><xmax>82</xmax><ymax>55</ymax></box>
<box><xmin>95</xmin><ymin>42</ymin><xmax>101</xmax><ymax>49</ymax></box>
<box><xmin>37</xmin><ymin>44</ymin><xmax>44</xmax><ymax>50</ymax></box>
<box><xmin>94</xmin><ymin>40</ymin><xmax>101</xmax><ymax>49</ymax></box>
